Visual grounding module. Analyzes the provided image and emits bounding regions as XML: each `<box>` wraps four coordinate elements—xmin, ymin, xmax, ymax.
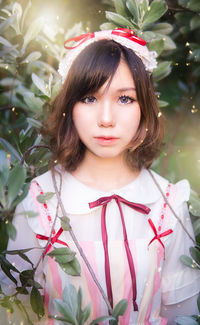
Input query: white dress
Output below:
<box><xmin>1</xmin><ymin>167</ymin><xmax>199</xmax><ymax>324</ymax></box>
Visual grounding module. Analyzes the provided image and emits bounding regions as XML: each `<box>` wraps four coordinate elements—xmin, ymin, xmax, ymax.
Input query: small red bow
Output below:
<box><xmin>36</xmin><ymin>227</ymin><xmax>69</xmax><ymax>257</ymax></box>
<box><xmin>148</xmin><ymin>218</ymin><xmax>173</xmax><ymax>258</ymax></box>
<box><xmin>64</xmin><ymin>28</ymin><xmax>146</xmax><ymax>50</ymax></box>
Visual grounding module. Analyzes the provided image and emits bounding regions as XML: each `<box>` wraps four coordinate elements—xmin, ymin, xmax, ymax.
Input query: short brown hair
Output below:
<box><xmin>45</xmin><ymin>39</ymin><xmax>165</xmax><ymax>171</ymax></box>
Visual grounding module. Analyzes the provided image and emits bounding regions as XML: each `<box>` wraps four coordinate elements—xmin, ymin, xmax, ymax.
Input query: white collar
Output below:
<box><xmin>35</xmin><ymin>167</ymin><xmax>169</xmax><ymax>215</ymax></box>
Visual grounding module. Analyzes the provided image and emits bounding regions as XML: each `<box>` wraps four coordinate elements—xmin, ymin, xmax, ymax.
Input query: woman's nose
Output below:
<box><xmin>97</xmin><ymin>100</ymin><xmax>115</xmax><ymax>127</ymax></box>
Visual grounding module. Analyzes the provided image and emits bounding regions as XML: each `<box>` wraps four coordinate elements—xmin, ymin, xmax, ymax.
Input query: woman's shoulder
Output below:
<box><xmin>132</xmin><ymin>168</ymin><xmax>190</xmax><ymax>206</ymax></box>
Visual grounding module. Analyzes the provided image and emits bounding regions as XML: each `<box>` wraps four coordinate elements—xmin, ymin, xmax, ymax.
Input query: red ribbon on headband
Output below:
<box><xmin>64</xmin><ymin>28</ymin><xmax>146</xmax><ymax>49</ymax></box>
<box><xmin>112</xmin><ymin>28</ymin><xmax>146</xmax><ymax>45</ymax></box>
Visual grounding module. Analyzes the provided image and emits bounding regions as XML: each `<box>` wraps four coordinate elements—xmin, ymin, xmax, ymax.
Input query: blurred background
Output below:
<box><xmin>0</xmin><ymin>0</ymin><xmax>200</xmax><ymax>323</ymax></box>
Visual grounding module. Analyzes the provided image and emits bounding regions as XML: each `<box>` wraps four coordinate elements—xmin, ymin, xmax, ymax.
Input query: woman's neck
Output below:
<box><xmin>71</xmin><ymin>151</ymin><xmax>140</xmax><ymax>192</ymax></box>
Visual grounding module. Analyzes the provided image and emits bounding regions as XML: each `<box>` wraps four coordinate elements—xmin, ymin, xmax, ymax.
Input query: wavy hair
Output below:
<box><xmin>45</xmin><ymin>39</ymin><xmax>165</xmax><ymax>171</ymax></box>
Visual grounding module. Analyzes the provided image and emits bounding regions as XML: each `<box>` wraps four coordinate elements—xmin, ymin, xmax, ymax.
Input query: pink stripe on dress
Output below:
<box><xmin>80</xmin><ymin>241</ymin><xmax>102</xmax><ymax>320</ymax></box>
<box><xmin>144</xmin><ymin>245</ymin><xmax>164</xmax><ymax>323</ymax></box>
<box><xmin>47</xmin><ymin>256</ymin><xmax>62</xmax><ymax>299</ymax></box>
<box><xmin>44</xmin><ymin>287</ymin><xmax>54</xmax><ymax>325</ymax></box>
<box><xmin>121</xmin><ymin>240</ymin><xmax>137</xmax><ymax>325</ymax></box>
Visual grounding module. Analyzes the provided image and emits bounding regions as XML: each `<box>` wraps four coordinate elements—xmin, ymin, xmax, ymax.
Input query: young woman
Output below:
<box><xmin>1</xmin><ymin>29</ymin><xmax>199</xmax><ymax>324</ymax></box>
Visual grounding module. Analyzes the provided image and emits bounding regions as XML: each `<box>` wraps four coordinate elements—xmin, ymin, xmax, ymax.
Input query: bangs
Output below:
<box><xmin>67</xmin><ymin>40</ymin><xmax>122</xmax><ymax>100</ymax></box>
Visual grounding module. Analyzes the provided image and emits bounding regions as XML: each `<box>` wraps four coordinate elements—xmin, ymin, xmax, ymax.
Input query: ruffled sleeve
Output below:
<box><xmin>161</xmin><ymin>179</ymin><xmax>200</xmax><ymax>305</ymax></box>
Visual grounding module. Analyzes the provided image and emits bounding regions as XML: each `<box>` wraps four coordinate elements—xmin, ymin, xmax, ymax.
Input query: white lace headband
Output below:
<box><xmin>58</xmin><ymin>28</ymin><xmax>157</xmax><ymax>84</ymax></box>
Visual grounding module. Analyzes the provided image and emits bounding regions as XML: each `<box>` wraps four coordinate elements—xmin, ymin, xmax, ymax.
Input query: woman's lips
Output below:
<box><xmin>94</xmin><ymin>137</ymin><xmax>119</xmax><ymax>145</ymax></box>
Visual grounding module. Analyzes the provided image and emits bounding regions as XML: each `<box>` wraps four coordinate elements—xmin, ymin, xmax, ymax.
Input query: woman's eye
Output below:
<box><xmin>80</xmin><ymin>96</ymin><xmax>96</xmax><ymax>104</ymax></box>
<box><xmin>118</xmin><ymin>95</ymin><xmax>135</xmax><ymax>104</ymax></box>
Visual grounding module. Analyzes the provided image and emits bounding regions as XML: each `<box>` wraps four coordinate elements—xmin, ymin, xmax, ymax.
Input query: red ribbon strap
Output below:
<box><xmin>89</xmin><ymin>194</ymin><xmax>150</xmax><ymax>312</ymax></box>
<box><xmin>148</xmin><ymin>218</ymin><xmax>173</xmax><ymax>257</ymax></box>
<box><xmin>64</xmin><ymin>28</ymin><xmax>146</xmax><ymax>50</ymax></box>
<box><xmin>64</xmin><ymin>32</ymin><xmax>95</xmax><ymax>49</ymax></box>
<box><xmin>36</xmin><ymin>227</ymin><xmax>69</xmax><ymax>257</ymax></box>
<box><xmin>111</xmin><ymin>28</ymin><xmax>147</xmax><ymax>46</ymax></box>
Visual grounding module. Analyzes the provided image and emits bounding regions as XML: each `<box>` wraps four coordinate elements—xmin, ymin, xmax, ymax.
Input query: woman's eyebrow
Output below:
<box><xmin>116</xmin><ymin>87</ymin><xmax>136</xmax><ymax>92</ymax></box>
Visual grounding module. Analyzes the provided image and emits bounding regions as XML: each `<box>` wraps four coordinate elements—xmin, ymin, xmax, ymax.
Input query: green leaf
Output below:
<box><xmin>158</xmin><ymin>100</ymin><xmax>168</xmax><ymax>107</ymax></box>
<box><xmin>27</xmin><ymin>117</ymin><xmax>42</xmax><ymax>129</ymax></box>
<box><xmin>54</xmin><ymin>299</ymin><xmax>77</xmax><ymax>325</ymax></box>
<box><xmin>21</xmin><ymin>0</ymin><xmax>32</xmax><ymax>31</ymax></box>
<box><xmin>59</xmin><ymin>257</ymin><xmax>81</xmax><ymax>276</ymax></box>
<box><xmin>100</xmin><ymin>22</ymin><xmax>119</xmax><ymax>30</ymax></box>
<box><xmin>139</xmin><ymin>0</ymin><xmax>149</xmax><ymax>16</ymax></box>
<box><xmin>81</xmin><ymin>303</ymin><xmax>91</xmax><ymax>323</ymax></box>
<box><xmin>62</xmin><ymin>285</ymin><xmax>78</xmax><ymax>318</ymax></box>
<box><xmin>0</xmin><ymin>255</ymin><xmax>20</xmax><ymax>285</ymax></box>
<box><xmin>6</xmin><ymin>221</ymin><xmax>16</xmax><ymax>240</ymax></box>
<box><xmin>36</xmin><ymin>192</ymin><xmax>54</xmax><ymax>203</ymax></box>
<box><xmin>13</xmin><ymin>182</ymin><xmax>30</xmax><ymax>207</ymax></box>
<box><xmin>126</xmin><ymin>0</ymin><xmax>140</xmax><ymax>22</ymax></box>
<box><xmin>190</xmin><ymin>15</ymin><xmax>200</xmax><ymax>30</ymax></box>
<box><xmin>32</xmin><ymin>73</ymin><xmax>50</xmax><ymax>97</ymax></box>
<box><xmin>0</xmin><ymin>150</ymin><xmax>9</xmax><ymax>186</ymax></box>
<box><xmin>148</xmin><ymin>39</ymin><xmax>164</xmax><ymax>55</ymax></box>
<box><xmin>0</xmin><ymin>15</ymin><xmax>16</xmax><ymax>34</ymax></box>
<box><xmin>0</xmin><ymin>138</ymin><xmax>21</xmax><ymax>162</ymax></box>
<box><xmin>178</xmin><ymin>0</ymin><xmax>200</xmax><ymax>12</ymax></box>
<box><xmin>197</xmin><ymin>292</ymin><xmax>200</xmax><ymax>312</ymax></box>
<box><xmin>21</xmin><ymin>51</ymin><xmax>42</xmax><ymax>64</ymax></box>
<box><xmin>180</xmin><ymin>255</ymin><xmax>199</xmax><ymax>269</ymax></box>
<box><xmin>152</xmin><ymin>22</ymin><xmax>173</xmax><ymax>35</ymax></box>
<box><xmin>193</xmin><ymin>219</ymin><xmax>200</xmax><ymax>236</ymax></box>
<box><xmin>12</xmin><ymin>2</ymin><xmax>22</xmax><ymax>34</ymax></box>
<box><xmin>141</xmin><ymin>31</ymin><xmax>157</xmax><ymax>42</ymax></box>
<box><xmin>18</xmin><ymin>252</ymin><xmax>34</xmax><ymax>267</ymax></box>
<box><xmin>76</xmin><ymin>287</ymin><xmax>83</xmax><ymax>322</ymax></box>
<box><xmin>23</xmin><ymin>92</ymin><xmax>44</xmax><ymax>115</ymax></box>
<box><xmin>143</xmin><ymin>0</ymin><xmax>168</xmax><ymax>25</ymax></box>
<box><xmin>60</xmin><ymin>216</ymin><xmax>71</xmax><ymax>231</ymax></box>
<box><xmin>113</xmin><ymin>0</ymin><xmax>128</xmax><ymax>17</ymax></box>
<box><xmin>22</xmin><ymin>17</ymin><xmax>44</xmax><ymax>53</ymax></box>
<box><xmin>27</xmin><ymin>280</ymin><xmax>43</xmax><ymax>289</ymax></box>
<box><xmin>16</xmin><ymin>210</ymin><xmax>38</xmax><ymax>218</ymax></box>
<box><xmin>163</xmin><ymin>35</ymin><xmax>176</xmax><ymax>51</ymax></box>
<box><xmin>105</xmin><ymin>11</ymin><xmax>134</xmax><ymax>28</ymax></box>
<box><xmin>24</xmin><ymin>91</ymin><xmax>44</xmax><ymax>115</ymax></box>
<box><xmin>16</xmin><ymin>287</ymin><xmax>29</xmax><ymax>294</ymax></box>
<box><xmin>20</xmin><ymin>270</ymin><xmax>34</xmax><ymax>287</ymax></box>
<box><xmin>48</xmin><ymin>247</ymin><xmax>76</xmax><ymax>266</ymax></box>
<box><xmin>153</xmin><ymin>61</ymin><xmax>172</xmax><ymax>82</ymax></box>
<box><xmin>30</xmin><ymin>286</ymin><xmax>45</xmax><ymax>319</ymax></box>
<box><xmin>175</xmin><ymin>315</ymin><xmax>199</xmax><ymax>325</ymax></box>
<box><xmin>5</xmin><ymin>248</ymin><xmax>36</xmax><ymax>255</ymax></box>
<box><xmin>0</xmin><ymin>36</ymin><xmax>14</xmax><ymax>48</ymax></box>
<box><xmin>90</xmin><ymin>315</ymin><xmax>116</xmax><ymax>324</ymax></box>
<box><xmin>7</xmin><ymin>165</ymin><xmax>26</xmax><ymax>207</ymax></box>
<box><xmin>189</xmin><ymin>189</ymin><xmax>200</xmax><ymax>217</ymax></box>
<box><xmin>190</xmin><ymin>247</ymin><xmax>200</xmax><ymax>265</ymax></box>
<box><xmin>112</xmin><ymin>299</ymin><xmax>128</xmax><ymax>318</ymax></box>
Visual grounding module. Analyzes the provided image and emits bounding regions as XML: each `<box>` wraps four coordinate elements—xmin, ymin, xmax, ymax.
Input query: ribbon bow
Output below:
<box><xmin>36</xmin><ymin>227</ymin><xmax>69</xmax><ymax>257</ymax></box>
<box><xmin>89</xmin><ymin>194</ymin><xmax>150</xmax><ymax>312</ymax></box>
<box><xmin>148</xmin><ymin>218</ymin><xmax>173</xmax><ymax>258</ymax></box>
<box><xmin>64</xmin><ymin>28</ymin><xmax>146</xmax><ymax>50</ymax></box>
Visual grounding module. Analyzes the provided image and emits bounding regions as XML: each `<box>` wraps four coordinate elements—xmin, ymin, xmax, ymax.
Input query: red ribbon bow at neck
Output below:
<box><xmin>64</xmin><ymin>28</ymin><xmax>147</xmax><ymax>49</ymax></box>
<box><xmin>89</xmin><ymin>194</ymin><xmax>151</xmax><ymax>312</ymax></box>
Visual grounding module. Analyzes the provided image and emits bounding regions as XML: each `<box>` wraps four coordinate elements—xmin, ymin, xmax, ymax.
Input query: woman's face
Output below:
<box><xmin>72</xmin><ymin>59</ymin><xmax>141</xmax><ymax>161</ymax></box>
